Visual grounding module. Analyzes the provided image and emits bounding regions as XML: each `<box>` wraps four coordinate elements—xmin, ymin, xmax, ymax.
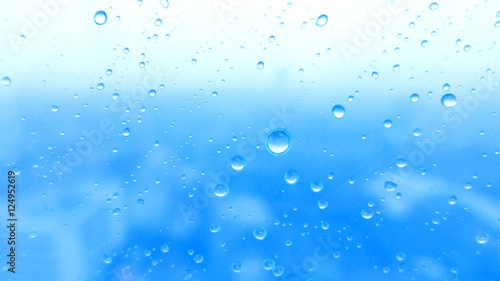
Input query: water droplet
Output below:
<box><xmin>475</xmin><ymin>232</ymin><xmax>488</xmax><ymax>244</ymax></box>
<box><xmin>209</xmin><ymin>223</ymin><xmax>221</xmax><ymax>233</ymax></box>
<box><xmin>123</xmin><ymin>128</ymin><xmax>131</xmax><ymax>136</ymax></box>
<box><xmin>137</xmin><ymin>199</ymin><xmax>144</xmax><ymax>205</ymax></box>
<box><xmin>441</xmin><ymin>94</ymin><xmax>457</xmax><ymax>107</ymax></box>
<box><xmin>113</xmin><ymin>208</ymin><xmax>121</xmax><ymax>215</ymax></box>
<box><xmin>272</xmin><ymin>266</ymin><xmax>285</xmax><ymax>277</ymax></box>
<box><xmin>230</xmin><ymin>155</ymin><xmax>245</xmax><ymax>171</ymax></box>
<box><xmin>311</xmin><ymin>180</ymin><xmax>324</xmax><ymax>192</ymax></box>
<box><xmin>257</xmin><ymin>61</ymin><xmax>264</xmax><ymax>70</ymax></box>
<box><xmin>266</xmin><ymin>129</ymin><xmax>291</xmax><ymax>155</ymax></box>
<box><xmin>410</xmin><ymin>93</ymin><xmax>419</xmax><ymax>102</ymax></box>
<box><xmin>421</xmin><ymin>40</ymin><xmax>428</xmax><ymax>47</ymax></box>
<box><xmin>396</xmin><ymin>252</ymin><xmax>406</xmax><ymax>261</ymax></box>
<box><xmin>97</xmin><ymin>83</ymin><xmax>105</xmax><ymax>90</ymax></box>
<box><xmin>332</xmin><ymin>105</ymin><xmax>345</xmax><ymax>118</ymax></box>
<box><xmin>464</xmin><ymin>182</ymin><xmax>472</xmax><ymax>189</ymax></box>
<box><xmin>385</xmin><ymin>181</ymin><xmax>397</xmax><ymax>191</ymax></box>
<box><xmin>213</xmin><ymin>183</ymin><xmax>229</xmax><ymax>197</ymax></box>
<box><xmin>429</xmin><ymin>2</ymin><xmax>438</xmax><ymax>10</ymax></box>
<box><xmin>155</xmin><ymin>19</ymin><xmax>162</xmax><ymax>26</ymax></box>
<box><xmin>318</xmin><ymin>199</ymin><xmax>328</xmax><ymax>209</ymax></box>
<box><xmin>106</xmin><ymin>69</ymin><xmax>113</xmax><ymax>75</ymax></box>
<box><xmin>94</xmin><ymin>11</ymin><xmax>107</xmax><ymax>25</ymax></box>
<box><xmin>158</xmin><ymin>0</ymin><xmax>169</xmax><ymax>9</ymax></box>
<box><xmin>463</xmin><ymin>45</ymin><xmax>471</xmax><ymax>52</ymax></box>
<box><xmin>413</xmin><ymin>128</ymin><xmax>422</xmax><ymax>136</ymax></box>
<box><xmin>396</xmin><ymin>158</ymin><xmax>407</xmax><ymax>168</ymax></box>
<box><xmin>393</xmin><ymin>64</ymin><xmax>400</xmax><ymax>71</ymax></box>
<box><xmin>448</xmin><ymin>195</ymin><xmax>457</xmax><ymax>205</ymax></box>
<box><xmin>123</xmin><ymin>47</ymin><xmax>129</xmax><ymax>54</ymax></box>
<box><xmin>191</xmin><ymin>58</ymin><xmax>197</xmax><ymax>65</ymax></box>
<box><xmin>442</xmin><ymin>83</ymin><xmax>450</xmax><ymax>91</ymax></box>
<box><xmin>263</xmin><ymin>258</ymin><xmax>275</xmax><ymax>270</ymax></box>
<box><xmin>269</xmin><ymin>35</ymin><xmax>275</xmax><ymax>43</ymax></box>
<box><xmin>384</xmin><ymin>119</ymin><xmax>392</xmax><ymax>128</ymax></box>
<box><xmin>253</xmin><ymin>227</ymin><xmax>267</xmax><ymax>240</ymax></box>
<box><xmin>232</xmin><ymin>262</ymin><xmax>242</xmax><ymax>272</ymax></box>
<box><xmin>161</xmin><ymin>244</ymin><xmax>169</xmax><ymax>253</ymax></box>
<box><xmin>149</xmin><ymin>89</ymin><xmax>156</xmax><ymax>97</ymax></box>
<box><xmin>316</xmin><ymin>14</ymin><xmax>328</xmax><ymax>26</ymax></box>
<box><xmin>284</xmin><ymin>169</ymin><xmax>299</xmax><ymax>185</ymax></box>
<box><xmin>51</xmin><ymin>105</ymin><xmax>59</xmax><ymax>112</ymax></box>
<box><xmin>361</xmin><ymin>209</ymin><xmax>374</xmax><ymax>219</ymax></box>
<box><xmin>371</xmin><ymin>71</ymin><xmax>379</xmax><ymax>79</ymax></box>
<box><xmin>2</xmin><ymin>77</ymin><xmax>11</xmax><ymax>86</ymax></box>
<box><xmin>193</xmin><ymin>254</ymin><xmax>204</xmax><ymax>263</ymax></box>
<box><xmin>103</xmin><ymin>254</ymin><xmax>112</xmax><ymax>264</ymax></box>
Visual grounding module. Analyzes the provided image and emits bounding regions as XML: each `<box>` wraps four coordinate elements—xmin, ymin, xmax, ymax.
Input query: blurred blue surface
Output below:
<box><xmin>1</xmin><ymin>0</ymin><xmax>500</xmax><ymax>280</ymax></box>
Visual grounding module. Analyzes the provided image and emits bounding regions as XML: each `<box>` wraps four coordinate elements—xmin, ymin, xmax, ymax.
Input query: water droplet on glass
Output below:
<box><xmin>396</xmin><ymin>158</ymin><xmax>407</xmax><ymax>168</ymax></box>
<box><xmin>284</xmin><ymin>169</ymin><xmax>299</xmax><ymax>185</ymax></box>
<box><xmin>272</xmin><ymin>266</ymin><xmax>285</xmax><ymax>277</ymax></box>
<box><xmin>384</xmin><ymin>119</ymin><xmax>392</xmax><ymax>128</ymax></box>
<box><xmin>2</xmin><ymin>77</ymin><xmax>11</xmax><ymax>86</ymax></box>
<box><xmin>113</xmin><ymin>208</ymin><xmax>121</xmax><ymax>215</ymax></box>
<box><xmin>137</xmin><ymin>199</ymin><xmax>144</xmax><ymax>205</ymax></box>
<box><xmin>442</xmin><ymin>83</ymin><xmax>450</xmax><ymax>91</ymax></box>
<box><xmin>123</xmin><ymin>128</ymin><xmax>130</xmax><ymax>136</ymax></box>
<box><xmin>209</xmin><ymin>223</ymin><xmax>221</xmax><ymax>233</ymax></box>
<box><xmin>361</xmin><ymin>209</ymin><xmax>374</xmax><ymax>219</ymax></box>
<box><xmin>149</xmin><ymin>89</ymin><xmax>156</xmax><ymax>97</ymax></box>
<box><xmin>160</xmin><ymin>0</ymin><xmax>169</xmax><ymax>8</ymax></box>
<box><xmin>103</xmin><ymin>254</ymin><xmax>112</xmax><ymax>264</ymax></box>
<box><xmin>232</xmin><ymin>262</ymin><xmax>242</xmax><ymax>272</ymax></box>
<box><xmin>94</xmin><ymin>11</ymin><xmax>107</xmax><ymax>25</ymax></box>
<box><xmin>213</xmin><ymin>183</ymin><xmax>229</xmax><ymax>197</ymax></box>
<box><xmin>106</xmin><ymin>69</ymin><xmax>113</xmax><ymax>75</ymax></box>
<box><xmin>51</xmin><ymin>105</ymin><xmax>59</xmax><ymax>112</ymax></box>
<box><xmin>475</xmin><ymin>232</ymin><xmax>488</xmax><ymax>244</ymax></box>
<box><xmin>332</xmin><ymin>105</ymin><xmax>345</xmax><ymax>118</ymax></box>
<box><xmin>463</xmin><ymin>45</ymin><xmax>471</xmax><ymax>51</ymax></box>
<box><xmin>410</xmin><ymin>93</ymin><xmax>419</xmax><ymax>102</ymax></box>
<box><xmin>413</xmin><ymin>128</ymin><xmax>422</xmax><ymax>136</ymax></box>
<box><xmin>385</xmin><ymin>181</ymin><xmax>397</xmax><ymax>191</ymax></box>
<box><xmin>421</xmin><ymin>40</ymin><xmax>428</xmax><ymax>47</ymax></box>
<box><xmin>257</xmin><ymin>61</ymin><xmax>264</xmax><ymax>70</ymax></box>
<box><xmin>230</xmin><ymin>155</ymin><xmax>245</xmax><ymax>171</ymax></box>
<box><xmin>318</xmin><ymin>199</ymin><xmax>328</xmax><ymax>209</ymax></box>
<box><xmin>371</xmin><ymin>71</ymin><xmax>379</xmax><ymax>79</ymax></box>
<box><xmin>193</xmin><ymin>254</ymin><xmax>204</xmax><ymax>263</ymax></box>
<box><xmin>155</xmin><ymin>19</ymin><xmax>162</xmax><ymax>26</ymax></box>
<box><xmin>441</xmin><ymin>94</ymin><xmax>457</xmax><ymax>107</ymax></box>
<box><xmin>316</xmin><ymin>14</ymin><xmax>328</xmax><ymax>26</ymax></box>
<box><xmin>311</xmin><ymin>180</ymin><xmax>324</xmax><ymax>192</ymax></box>
<box><xmin>97</xmin><ymin>83</ymin><xmax>104</xmax><ymax>90</ymax></box>
<box><xmin>429</xmin><ymin>2</ymin><xmax>438</xmax><ymax>10</ymax></box>
<box><xmin>448</xmin><ymin>195</ymin><xmax>457</xmax><ymax>205</ymax></box>
<box><xmin>263</xmin><ymin>258</ymin><xmax>275</xmax><ymax>270</ymax></box>
<box><xmin>266</xmin><ymin>129</ymin><xmax>291</xmax><ymax>155</ymax></box>
<box><xmin>253</xmin><ymin>227</ymin><xmax>267</xmax><ymax>240</ymax></box>
<box><xmin>269</xmin><ymin>35</ymin><xmax>275</xmax><ymax>43</ymax></box>
<box><xmin>393</xmin><ymin>64</ymin><xmax>400</xmax><ymax>71</ymax></box>
<box><xmin>161</xmin><ymin>244</ymin><xmax>169</xmax><ymax>253</ymax></box>
<box><xmin>396</xmin><ymin>252</ymin><xmax>406</xmax><ymax>261</ymax></box>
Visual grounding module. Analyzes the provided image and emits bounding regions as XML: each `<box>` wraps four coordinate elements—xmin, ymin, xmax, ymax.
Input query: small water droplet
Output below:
<box><xmin>429</xmin><ymin>2</ymin><xmax>438</xmax><ymax>10</ymax></box>
<box><xmin>311</xmin><ymin>180</ymin><xmax>324</xmax><ymax>192</ymax></box>
<box><xmin>257</xmin><ymin>61</ymin><xmax>264</xmax><ymax>70</ymax></box>
<box><xmin>193</xmin><ymin>254</ymin><xmax>204</xmax><ymax>263</ymax></box>
<box><xmin>161</xmin><ymin>244</ymin><xmax>169</xmax><ymax>253</ymax></box>
<box><xmin>103</xmin><ymin>254</ymin><xmax>112</xmax><ymax>264</ymax></box>
<box><xmin>209</xmin><ymin>223</ymin><xmax>221</xmax><ymax>233</ymax></box>
<box><xmin>253</xmin><ymin>227</ymin><xmax>267</xmax><ymax>240</ymax></box>
<box><xmin>316</xmin><ymin>14</ymin><xmax>328</xmax><ymax>26</ymax></box>
<box><xmin>123</xmin><ymin>128</ymin><xmax>131</xmax><ymax>136</ymax></box>
<box><xmin>272</xmin><ymin>266</ymin><xmax>285</xmax><ymax>277</ymax></box>
<box><xmin>396</xmin><ymin>158</ymin><xmax>407</xmax><ymax>168</ymax></box>
<box><xmin>393</xmin><ymin>64</ymin><xmax>400</xmax><ymax>71</ymax></box>
<box><xmin>448</xmin><ymin>195</ymin><xmax>457</xmax><ymax>205</ymax></box>
<box><xmin>51</xmin><ymin>105</ymin><xmax>59</xmax><ymax>112</ymax></box>
<box><xmin>396</xmin><ymin>252</ymin><xmax>406</xmax><ymax>261</ymax></box>
<box><xmin>263</xmin><ymin>259</ymin><xmax>275</xmax><ymax>270</ymax></box>
<box><xmin>160</xmin><ymin>0</ymin><xmax>169</xmax><ymax>8</ymax></box>
<box><xmin>475</xmin><ymin>232</ymin><xmax>488</xmax><ymax>244</ymax></box>
<box><xmin>2</xmin><ymin>77</ymin><xmax>12</xmax><ymax>86</ymax></box>
<box><xmin>113</xmin><ymin>208</ymin><xmax>121</xmax><ymax>215</ymax></box>
<box><xmin>361</xmin><ymin>209</ymin><xmax>374</xmax><ymax>219</ymax></box>
<box><xmin>94</xmin><ymin>11</ymin><xmax>107</xmax><ymax>25</ymax></box>
<box><xmin>371</xmin><ymin>71</ymin><xmax>379</xmax><ymax>79</ymax></box>
<box><xmin>332</xmin><ymin>105</ymin><xmax>345</xmax><ymax>118</ymax></box>
<box><xmin>413</xmin><ymin>128</ymin><xmax>422</xmax><ymax>136</ymax></box>
<box><xmin>269</xmin><ymin>35</ymin><xmax>275</xmax><ymax>43</ymax></box>
<box><xmin>384</xmin><ymin>119</ymin><xmax>392</xmax><ymax>128</ymax></box>
<box><xmin>97</xmin><ymin>83</ymin><xmax>105</xmax><ymax>90</ymax></box>
<box><xmin>441</xmin><ymin>94</ymin><xmax>457</xmax><ymax>107</ymax></box>
<box><xmin>213</xmin><ymin>183</ymin><xmax>229</xmax><ymax>197</ymax></box>
<box><xmin>232</xmin><ymin>262</ymin><xmax>242</xmax><ymax>272</ymax></box>
<box><xmin>230</xmin><ymin>155</ymin><xmax>245</xmax><ymax>171</ymax></box>
<box><xmin>385</xmin><ymin>181</ymin><xmax>397</xmax><ymax>191</ymax></box>
<box><xmin>266</xmin><ymin>129</ymin><xmax>291</xmax><ymax>155</ymax></box>
<box><xmin>284</xmin><ymin>169</ymin><xmax>299</xmax><ymax>185</ymax></box>
<box><xmin>410</xmin><ymin>93</ymin><xmax>420</xmax><ymax>102</ymax></box>
<box><xmin>155</xmin><ymin>19</ymin><xmax>162</xmax><ymax>26</ymax></box>
<box><xmin>318</xmin><ymin>199</ymin><xmax>328</xmax><ymax>209</ymax></box>
<box><xmin>149</xmin><ymin>89</ymin><xmax>156</xmax><ymax>97</ymax></box>
<box><xmin>421</xmin><ymin>40</ymin><xmax>428</xmax><ymax>47</ymax></box>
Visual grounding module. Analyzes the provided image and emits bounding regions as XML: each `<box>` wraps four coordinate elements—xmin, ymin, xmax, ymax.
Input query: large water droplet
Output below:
<box><xmin>318</xmin><ymin>199</ymin><xmax>328</xmax><ymax>209</ymax></box>
<box><xmin>410</xmin><ymin>93</ymin><xmax>419</xmax><ymax>102</ymax></box>
<box><xmin>332</xmin><ymin>105</ymin><xmax>345</xmax><ymax>118</ymax></box>
<box><xmin>230</xmin><ymin>155</ymin><xmax>245</xmax><ymax>171</ymax></box>
<box><xmin>213</xmin><ymin>183</ymin><xmax>229</xmax><ymax>197</ymax></box>
<box><xmin>266</xmin><ymin>129</ymin><xmax>291</xmax><ymax>155</ymax></box>
<box><xmin>51</xmin><ymin>105</ymin><xmax>59</xmax><ymax>112</ymax></box>
<box><xmin>253</xmin><ymin>227</ymin><xmax>267</xmax><ymax>240</ymax></box>
<box><xmin>311</xmin><ymin>180</ymin><xmax>324</xmax><ymax>192</ymax></box>
<box><xmin>2</xmin><ymin>77</ymin><xmax>11</xmax><ymax>86</ymax></box>
<box><xmin>441</xmin><ymin>94</ymin><xmax>457</xmax><ymax>107</ymax></box>
<box><xmin>361</xmin><ymin>209</ymin><xmax>374</xmax><ymax>219</ymax></box>
<box><xmin>94</xmin><ymin>11</ymin><xmax>107</xmax><ymax>25</ymax></box>
<box><xmin>385</xmin><ymin>181</ymin><xmax>397</xmax><ymax>191</ymax></box>
<box><xmin>316</xmin><ymin>14</ymin><xmax>328</xmax><ymax>26</ymax></box>
<box><xmin>429</xmin><ymin>2</ymin><xmax>438</xmax><ymax>10</ymax></box>
<box><xmin>284</xmin><ymin>169</ymin><xmax>299</xmax><ymax>184</ymax></box>
<box><xmin>123</xmin><ymin>128</ymin><xmax>131</xmax><ymax>136</ymax></box>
